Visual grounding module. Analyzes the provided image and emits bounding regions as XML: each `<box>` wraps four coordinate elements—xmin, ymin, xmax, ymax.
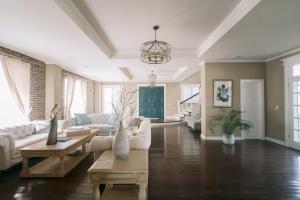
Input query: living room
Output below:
<box><xmin>1</xmin><ymin>0</ymin><xmax>300</xmax><ymax>199</ymax></box>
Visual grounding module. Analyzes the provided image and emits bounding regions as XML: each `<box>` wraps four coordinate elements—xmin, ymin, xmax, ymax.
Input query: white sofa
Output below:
<box><xmin>65</xmin><ymin>113</ymin><xmax>118</xmax><ymax>136</ymax></box>
<box><xmin>0</xmin><ymin>120</ymin><xmax>62</xmax><ymax>171</ymax></box>
<box><xmin>90</xmin><ymin>118</ymin><xmax>151</xmax><ymax>159</ymax></box>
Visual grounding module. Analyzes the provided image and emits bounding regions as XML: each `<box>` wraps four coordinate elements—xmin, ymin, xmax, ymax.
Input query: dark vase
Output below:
<box><xmin>46</xmin><ymin>115</ymin><xmax>58</xmax><ymax>145</ymax></box>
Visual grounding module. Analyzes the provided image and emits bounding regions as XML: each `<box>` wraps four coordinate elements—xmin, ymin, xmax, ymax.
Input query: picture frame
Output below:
<box><xmin>213</xmin><ymin>80</ymin><xmax>232</xmax><ymax>107</ymax></box>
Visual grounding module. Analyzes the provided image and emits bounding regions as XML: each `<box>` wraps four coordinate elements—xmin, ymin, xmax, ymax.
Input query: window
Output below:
<box><xmin>292</xmin><ymin>64</ymin><xmax>300</xmax><ymax>142</ymax></box>
<box><xmin>102</xmin><ymin>84</ymin><xmax>121</xmax><ymax>113</ymax></box>
<box><xmin>64</xmin><ymin>77</ymin><xmax>87</xmax><ymax>117</ymax></box>
<box><xmin>181</xmin><ymin>84</ymin><xmax>200</xmax><ymax>103</ymax></box>
<box><xmin>0</xmin><ymin>60</ymin><xmax>28</xmax><ymax>127</ymax></box>
<box><xmin>283</xmin><ymin>54</ymin><xmax>300</xmax><ymax>150</ymax></box>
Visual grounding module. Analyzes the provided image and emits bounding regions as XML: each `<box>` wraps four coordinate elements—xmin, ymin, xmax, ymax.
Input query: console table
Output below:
<box><xmin>88</xmin><ymin>150</ymin><xmax>148</xmax><ymax>200</ymax></box>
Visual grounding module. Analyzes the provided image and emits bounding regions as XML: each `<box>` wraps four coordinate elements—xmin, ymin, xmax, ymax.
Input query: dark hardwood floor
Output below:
<box><xmin>1</xmin><ymin>125</ymin><xmax>300</xmax><ymax>200</ymax></box>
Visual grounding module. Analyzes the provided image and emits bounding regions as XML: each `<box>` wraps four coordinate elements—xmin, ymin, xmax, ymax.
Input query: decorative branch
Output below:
<box><xmin>112</xmin><ymin>89</ymin><xmax>137</xmax><ymax>120</ymax></box>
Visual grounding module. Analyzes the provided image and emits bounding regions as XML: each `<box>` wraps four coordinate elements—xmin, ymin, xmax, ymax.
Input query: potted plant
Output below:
<box><xmin>208</xmin><ymin>109</ymin><xmax>253</xmax><ymax>145</ymax></box>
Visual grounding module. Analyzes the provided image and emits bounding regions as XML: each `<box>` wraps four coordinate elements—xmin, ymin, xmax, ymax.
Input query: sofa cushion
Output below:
<box><xmin>69</xmin><ymin>117</ymin><xmax>77</xmax><ymax>126</ymax></box>
<box><xmin>84</xmin><ymin>124</ymin><xmax>113</xmax><ymax>133</ymax></box>
<box><xmin>33</xmin><ymin>120</ymin><xmax>50</xmax><ymax>134</ymax></box>
<box><xmin>15</xmin><ymin>132</ymin><xmax>48</xmax><ymax>151</ymax></box>
<box><xmin>107</xmin><ymin>114</ymin><xmax>118</xmax><ymax>125</ymax></box>
<box><xmin>88</xmin><ymin>113</ymin><xmax>108</xmax><ymax>124</ymax></box>
<box><xmin>6</xmin><ymin>124</ymin><xmax>35</xmax><ymax>139</ymax></box>
<box><xmin>74</xmin><ymin>113</ymin><xmax>91</xmax><ymax>126</ymax></box>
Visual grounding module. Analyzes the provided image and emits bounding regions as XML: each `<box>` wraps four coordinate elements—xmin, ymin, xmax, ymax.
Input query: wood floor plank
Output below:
<box><xmin>1</xmin><ymin>125</ymin><xmax>300</xmax><ymax>199</ymax></box>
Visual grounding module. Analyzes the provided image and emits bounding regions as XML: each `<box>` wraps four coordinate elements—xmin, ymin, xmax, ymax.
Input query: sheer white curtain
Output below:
<box><xmin>80</xmin><ymin>79</ymin><xmax>87</xmax><ymax>112</ymax></box>
<box><xmin>64</xmin><ymin>75</ymin><xmax>76</xmax><ymax>120</ymax></box>
<box><xmin>0</xmin><ymin>55</ymin><xmax>31</xmax><ymax>121</ymax></box>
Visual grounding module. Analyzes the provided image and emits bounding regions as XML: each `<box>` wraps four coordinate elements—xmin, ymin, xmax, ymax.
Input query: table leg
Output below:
<box><xmin>59</xmin><ymin>156</ymin><xmax>65</xmax><ymax>170</ymax></box>
<box><xmin>22</xmin><ymin>155</ymin><xmax>29</xmax><ymax>174</ymax></box>
<box><xmin>82</xmin><ymin>143</ymin><xmax>86</xmax><ymax>154</ymax></box>
<box><xmin>92</xmin><ymin>182</ymin><xmax>101</xmax><ymax>200</ymax></box>
<box><xmin>138</xmin><ymin>184</ymin><xmax>147</xmax><ymax>200</ymax></box>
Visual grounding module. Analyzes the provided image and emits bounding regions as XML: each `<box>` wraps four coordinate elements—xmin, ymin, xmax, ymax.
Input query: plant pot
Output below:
<box><xmin>222</xmin><ymin>134</ymin><xmax>235</xmax><ymax>145</ymax></box>
<box><xmin>112</xmin><ymin>120</ymin><xmax>129</xmax><ymax>159</ymax></box>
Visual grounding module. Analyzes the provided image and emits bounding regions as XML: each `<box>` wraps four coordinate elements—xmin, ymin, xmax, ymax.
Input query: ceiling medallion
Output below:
<box><xmin>148</xmin><ymin>70</ymin><xmax>157</xmax><ymax>87</ymax></box>
<box><xmin>141</xmin><ymin>26</ymin><xmax>171</xmax><ymax>64</ymax></box>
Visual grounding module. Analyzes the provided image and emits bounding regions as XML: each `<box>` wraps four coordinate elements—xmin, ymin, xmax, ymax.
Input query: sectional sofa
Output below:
<box><xmin>0</xmin><ymin>113</ymin><xmax>118</xmax><ymax>171</ymax></box>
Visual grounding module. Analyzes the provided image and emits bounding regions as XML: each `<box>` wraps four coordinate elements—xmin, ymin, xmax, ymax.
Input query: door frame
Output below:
<box><xmin>283</xmin><ymin>54</ymin><xmax>300</xmax><ymax>149</ymax></box>
<box><xmin>240</xmin><ymin>79</ymin><xmax>265</xmax><ymax>140</ymax></box>
<box><xmin>137</xmin><ymin>84</ymin><xmax>167</xmax><ymax>119</ymax></box>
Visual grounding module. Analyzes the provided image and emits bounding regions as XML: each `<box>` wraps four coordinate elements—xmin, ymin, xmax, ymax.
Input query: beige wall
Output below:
<box><xmin>266</xmin><ymin>59</ymin><xmax>285</xmax><ymax>141</ymax></box>
<box><xmin>94</xmin><ymin>82</ymin><xmax>101</xmax><ymax>113</ymax></box>
<box><xmin>45</xmin><ymin>64</ymin><xmax>62</xmax><ymax>119</ymax></box>
<box><xmin>202</xmin><ymin>62</ymin><xmax>266</xmax><ymax>136</ymax></box>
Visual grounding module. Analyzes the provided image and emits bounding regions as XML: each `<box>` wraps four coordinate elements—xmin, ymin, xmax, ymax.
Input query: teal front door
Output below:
<box><xmin>139</xmin><ymin>86</ymin><xmax>164</xmax><ymax>119</ymax></box>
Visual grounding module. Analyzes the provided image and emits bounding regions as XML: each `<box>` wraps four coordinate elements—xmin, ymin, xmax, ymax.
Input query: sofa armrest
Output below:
<box><xmin>0</xmin><ymin>133</ymin><xmax>15</xmax><ymax>170</ymax></box>
<box><xmin>130</xmin><ymin>133</ymin><xmax>151</xmax><ymax>150</ymax></box>
<box><xmin>90</xmin><ymin>136</ymin><xmax>114</xmax><ymax>153</ymax></box>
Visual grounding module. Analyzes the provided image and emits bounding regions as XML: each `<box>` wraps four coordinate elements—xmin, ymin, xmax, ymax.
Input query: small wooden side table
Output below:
<box><xmin>88</xmin><ymin>150</ymin><xmax>148</xmax><ymax>200</ymax></box>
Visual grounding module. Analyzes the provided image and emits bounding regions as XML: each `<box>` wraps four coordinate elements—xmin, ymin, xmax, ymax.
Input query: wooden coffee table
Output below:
<box><xmin>88</xmin><ymin>150</ymin><xmax>149</xmax><ymax>200</ymax></box>
<box><xmin>20</xmin><ymin>130</ymin><xmax>97</xmax><ymax>178</ymax></box>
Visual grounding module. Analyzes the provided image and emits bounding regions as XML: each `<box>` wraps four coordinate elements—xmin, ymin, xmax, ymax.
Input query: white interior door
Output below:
<box><xmin>241</xmin><ymin>80</ymin><xmax>265</xmax><ymax>140</ymax></box>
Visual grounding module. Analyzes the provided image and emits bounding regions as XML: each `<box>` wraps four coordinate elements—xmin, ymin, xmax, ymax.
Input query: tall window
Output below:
<box><xmin>102</xmin><ymin>84</ymin><xmax>121</xmax><ymax>113</ymax></box>
<box><xmin>0</xmin><ymin>59</ymin><xmax>28</xmax><ymax>127</ymax></box>
<box><xmin>64</xmin><ymin>77</ymin><xmax>87</xmax><ymax>117</ymax></box>
<box><xmin>283</xmin><ymin>54</ymin><xmax>300</xmax><ymax>150</ymax></box>
<box><xmin>291</xmin><ymin>64</ymin><xmax>300</xmax><ymax>143</ymax></box>
<box><xmin>181</xmin><ymin>84</ymin><xmax>200</xmax><ymax>103</ymax></box>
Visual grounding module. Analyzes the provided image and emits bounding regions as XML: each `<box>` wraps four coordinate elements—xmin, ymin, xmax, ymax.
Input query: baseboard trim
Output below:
<box><xmin>201</xmin><ymin>135</ymin><xmax>242</xmax><ymax>140</ymax></box>
<box><xmin>265</xmin><ymin>137</ymin><xmax>286</xmax><ymax>146</ymax></box>
<box><xmin>201</xmin><ymin>135</ymin><xmax>286</xmax><ymax>147</ymax></box>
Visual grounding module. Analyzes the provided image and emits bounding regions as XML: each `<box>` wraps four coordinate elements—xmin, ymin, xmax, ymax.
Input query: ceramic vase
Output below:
<box><xmin>46</xmin><ymin>115</ymin><xmax>58</xmax><ymax>145</ymax></box>
<box><xmin>222</xmin><ymin>134</ymin><xmax>235</xmax><ymax>145</ymax></box>
<box><xmin>112</xmin><ymin>120</ymin><xmax>129</xmax><ymax>159</ymax></box>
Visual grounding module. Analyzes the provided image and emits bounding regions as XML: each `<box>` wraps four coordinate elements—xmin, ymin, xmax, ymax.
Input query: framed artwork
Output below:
<box><xmin>213</xmin><ymin>80</ymin><xmax>232</xmax><ymax>107</ymax></box>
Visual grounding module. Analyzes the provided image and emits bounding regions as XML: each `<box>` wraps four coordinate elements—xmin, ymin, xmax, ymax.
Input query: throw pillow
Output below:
<box><xmin>74</xmin><ymin>113</ymin><xmax>91</xmax><ymax>126</ymax></box>
<box><xmin>34</xmin><ymin>120</ymin><xmax>51</xmax><ymax>134</ymax></box>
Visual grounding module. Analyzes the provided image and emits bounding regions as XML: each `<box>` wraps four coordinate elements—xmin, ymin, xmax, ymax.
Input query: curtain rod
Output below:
<box><xmin>0</xmin><ymin>51</ymin><xmax>44</xmax><ymax>66</ymax></box>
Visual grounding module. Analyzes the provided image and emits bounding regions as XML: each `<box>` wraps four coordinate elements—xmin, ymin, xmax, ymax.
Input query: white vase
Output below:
<box><xmin>112</xmin><ymin>120</ymin><xmax>129</xmax><ymax>159</ymax></box>
<box><xmin>222</xmin><ymin>134</ymin><xmax>235</xmax><ymax>145</ymax></box>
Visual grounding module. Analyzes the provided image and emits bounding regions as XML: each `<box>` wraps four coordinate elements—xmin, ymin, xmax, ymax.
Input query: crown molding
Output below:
<box><xmin>205</xmin><ymin>59</ymin><xmax>265</xmax><ymax>63</ymax></box>
<box><xmin>175</xmin><ymin>66</ymin><xmax>201</xmax><ymax>82</ymax></box>
<box><xmin>119</xmin><ymin>67</ymin><xmax>133</xmax><ymax>80</ymax></box>
<box><xmin>197</xmin><ymin>0</ymin><xmax>262</xmax><ymax>58</ymax></box>
<box><xmin>265</xmin><ymin>47</ymin><xmax>300</xmax><ymax>62</ymax></box>
<box><xmin>54</xmin><ymin>0</ymin><xmax>115</xmax><ymax>58</ymax></box>
<box><xmin>113</xmin><ymin>49</ymin><xmax>197</xmax><ymax>59</ymax></box>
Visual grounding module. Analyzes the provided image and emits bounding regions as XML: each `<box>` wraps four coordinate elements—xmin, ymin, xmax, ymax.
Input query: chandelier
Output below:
<box><xmin>141</xmin><ymin>26</ymin><xmax>171</xmax><ymax>64</ymax></box>
<box><xmin>148</xmin><ymin>70</ymin><xmax>157</xmax><ymax>87</ymax></box>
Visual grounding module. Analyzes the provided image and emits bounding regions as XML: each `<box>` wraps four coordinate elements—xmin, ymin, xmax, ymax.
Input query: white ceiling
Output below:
<box><xmin>83</xmin><ymin>0</ymin><xmax>239</xmax><ymax>51</ymax></box>
<box><xmin>201</xmin><ymin>0</ymin><xmax>300</xmax><ymax>61</ymax></box>
<box><xmin>1</xmin><ymin>0</ymin><xmax>299</xmax><ymax>81</ymax></box>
